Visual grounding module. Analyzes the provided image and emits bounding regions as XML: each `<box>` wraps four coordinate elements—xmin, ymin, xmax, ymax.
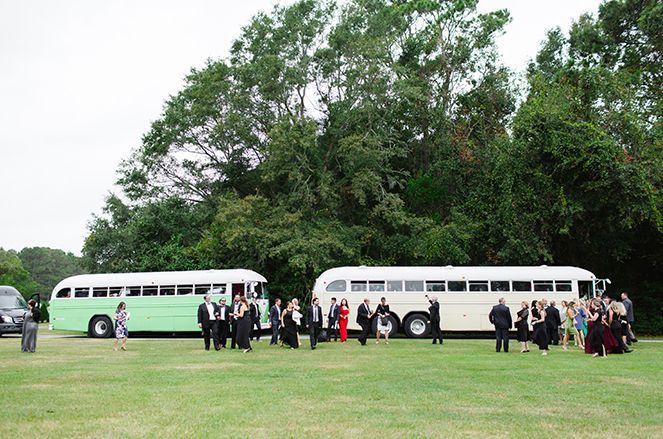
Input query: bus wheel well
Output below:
<box><xmin>88</xmin><ymin>315</ymin><xmax>113</xmax><ymax>338</ymax></box>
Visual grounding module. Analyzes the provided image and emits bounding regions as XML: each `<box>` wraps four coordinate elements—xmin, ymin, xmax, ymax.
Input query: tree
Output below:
<box><xmin>0</xmin><ymin>248</ymin><xmax>38</xmax><ymax>298</ymax></box>
<box><xmin>18</xmin><ymin>247</ymin><xmax>85</xmax><ymax>297</ymax></box>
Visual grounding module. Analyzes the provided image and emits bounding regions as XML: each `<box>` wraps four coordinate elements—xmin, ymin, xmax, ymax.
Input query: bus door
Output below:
<box><xmin>232</xmin><ymin>283</ymin><xmax>245</xmax><ymax>297</ymax></box>
<box><xmin>578</xmin><ymin>281</ymin><xmax>594</xmax><ymax>299</ymax></box>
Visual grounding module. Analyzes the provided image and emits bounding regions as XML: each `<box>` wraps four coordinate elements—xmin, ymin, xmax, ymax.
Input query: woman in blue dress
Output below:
<box><xmin>114</xmin><ymin>302</ymin><xmax>130</xmax><ymax>351</ymax></box>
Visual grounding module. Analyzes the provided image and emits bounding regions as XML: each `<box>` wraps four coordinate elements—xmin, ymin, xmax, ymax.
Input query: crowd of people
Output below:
<box><xmin>490</xmin><ymin>292</ymin><xmax>636</xmax><ymax>356</ymax></box>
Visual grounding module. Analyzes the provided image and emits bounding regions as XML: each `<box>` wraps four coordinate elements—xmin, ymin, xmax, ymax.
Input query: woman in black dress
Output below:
<box><xmin>515</xmin><ymin>301</ymin><xmax>530</xmax><ymax>353</ymax></box>
<box><xmin>531</xmin><ymin>300</ymin><xmax>549</xmax><ymax>356</ymax></box>
<box><xmin>280</xmin><ymin>301</ymin><xmax>299</xmax><ymax>349</ymax></box>
<box><xmin>587</xmin><ymin>299</ymin><xmax>606</xmax><ymax>357</ymax></box>
<box><xmin>375</xmin><ymin>297</ymin><xmax>391</xmax><ymax>344</ymax></box>
<box><xmin>235</xmin><ymin>296</ymin><xmax>252</xmax><ymax>353</ymax></box>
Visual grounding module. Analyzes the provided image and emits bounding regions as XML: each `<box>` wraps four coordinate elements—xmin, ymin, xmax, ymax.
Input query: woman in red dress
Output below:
<box><xmin>339</xmin><ymin>298</ymin><xmax>350</xmax><ymax>342</ymax></box>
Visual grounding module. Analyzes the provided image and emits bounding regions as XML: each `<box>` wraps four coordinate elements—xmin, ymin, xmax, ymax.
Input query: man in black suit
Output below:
<box><xmin>216</xmin><ymin>297</ymin><xmax>231</xmax><ymax>348</ymax></box>
<box><xmin>250</xmin><ymin>296</ymin><xmax>261</xmax><ymax>341</ymax></box>
<box><xmin>307</xmin><ymin>297</ymin><xmax>323</xmax><ymax>350</ymax></box>
<box><xmin>356</xmin><ymin>298</ymin><xmax>373</xmax><ymax>345</ymax></box>
<box><xmin>230</xmin><ymin>295</ymin><xmax>241</xmax><ymax>349</ymax></box>
<box><xmin>488</xmin><ymin>297</ymin><xmax>512</xmax><ymax>353</ymax></box>
<box><xmin>427</xmin><ymin>295</ymin><xmax>443</xmax><ymax>345</ymax></box>
<box><xmin>269</xmin><ymin>298</ymin><xmax>282</xmax><ymax>345</ymax></box>
<box><xmin>197</xmin><ymin>294</ymin><xmax>220</xmax><ymax>351</ymax></box>
<box><xmin>545</xmin><ymin>300</ymin><xmax>562</xmax><ymax>345</ymax></box>
<box><xmin>326</xmin><ymin>297</ymin><xmax>339</xmax><ymax>342</ymax></box>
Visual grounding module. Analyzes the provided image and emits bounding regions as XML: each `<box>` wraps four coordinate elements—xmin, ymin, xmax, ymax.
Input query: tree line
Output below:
<box><xmin>81</xmin><ymin>0</ymin><xmax>662</xmax><ymax>333</ymax></box>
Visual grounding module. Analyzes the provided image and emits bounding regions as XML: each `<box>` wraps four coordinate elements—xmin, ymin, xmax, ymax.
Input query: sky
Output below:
<box><xmin>0</xmin><ymin>0</ymin><xmax>603</xmax><ymax>255</ymax></box>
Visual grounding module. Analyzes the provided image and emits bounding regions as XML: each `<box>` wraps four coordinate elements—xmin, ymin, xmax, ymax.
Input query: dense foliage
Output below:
<box><xmin>82</xmin><ymin>0</ymin><xmax>661</xmax><ymax>333</ymax></box>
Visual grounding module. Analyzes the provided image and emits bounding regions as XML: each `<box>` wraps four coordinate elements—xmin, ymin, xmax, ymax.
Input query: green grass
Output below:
<box><xmin>1</xmin><ymin>334</ymin><xmax>661</xmax><ymax>438</ymax></box>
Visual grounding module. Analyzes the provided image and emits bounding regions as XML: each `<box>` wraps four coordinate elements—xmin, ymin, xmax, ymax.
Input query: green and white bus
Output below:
<box><xmin>49</xmin><ymin>269</ymin><xmax>268</xmax><ymax>337</ymax></box>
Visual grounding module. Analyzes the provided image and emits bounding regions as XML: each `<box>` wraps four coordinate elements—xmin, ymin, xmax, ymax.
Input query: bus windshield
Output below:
<box><xmin>0</xmin><ymin>294</ymin><xmax>28</xmax><ymax>309</ymax></box>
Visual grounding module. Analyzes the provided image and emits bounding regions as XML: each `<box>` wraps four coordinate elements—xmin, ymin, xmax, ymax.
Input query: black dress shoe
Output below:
<box><xmin>624</xmin><ymin>349</ymin><xmax>633</xmax><ymax>353</ymax></box>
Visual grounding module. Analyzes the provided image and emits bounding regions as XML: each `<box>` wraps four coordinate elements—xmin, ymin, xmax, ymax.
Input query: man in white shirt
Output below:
<box><xmin>197</xmin><ymin>294</ymin><xmax>220</xmax><ymax>351</ymax></box>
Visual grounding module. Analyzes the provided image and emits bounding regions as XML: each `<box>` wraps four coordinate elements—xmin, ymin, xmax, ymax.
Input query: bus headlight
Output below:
<box><xmin>1</xmin><ymin>316</ymin><xmax>13</xmax><ymax>323</ymax></box>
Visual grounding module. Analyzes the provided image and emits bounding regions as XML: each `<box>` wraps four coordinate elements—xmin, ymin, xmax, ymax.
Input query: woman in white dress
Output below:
<box><xmin>292</xmin><ymin>298</ymin><xmax>303</xmax><ymax>346</ymax></box>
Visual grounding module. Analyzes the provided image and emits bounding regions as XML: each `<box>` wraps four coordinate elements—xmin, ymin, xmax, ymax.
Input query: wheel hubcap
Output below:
<box><xmin>410</xmin><ymin>319</ymin><xmax>425</xmax><ymax>335</ymax></box>
<box><xmin>95</xmin><ymin>321</ymin><xmax>107</xmax><ymax>335</ymax></box>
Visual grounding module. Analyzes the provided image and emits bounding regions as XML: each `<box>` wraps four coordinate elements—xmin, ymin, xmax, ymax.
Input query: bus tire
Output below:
<box><xmin>371</xmin><ymin>315</ymin><xmax>399</xmax><ymax>338</ymax></box>
<box><xmin>404</xmin><ymin>314</ymin><xmax>430</xmax><ymax>338</ymax></box>
<box><xmin>89</xmin><ymin>316</ymin><xmax>113</xmax><ymax>338</ymax></box>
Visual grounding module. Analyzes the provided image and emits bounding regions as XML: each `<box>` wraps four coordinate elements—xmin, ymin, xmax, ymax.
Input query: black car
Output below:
<box><xmin>0</xmin><ymin>286</ymin><xmax>29</xmax><ymax>336</ymax></box>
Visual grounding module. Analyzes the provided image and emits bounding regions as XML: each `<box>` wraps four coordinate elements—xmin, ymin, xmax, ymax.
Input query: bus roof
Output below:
<box><xmin>52</xmin><ymin>269</ymin><xmax>267</xmax><ymax>292</ymax></box>
<box><xmin>314</xmin><ymin>266</ymin><xmax>597</xmax><ymax>284</ymax></box>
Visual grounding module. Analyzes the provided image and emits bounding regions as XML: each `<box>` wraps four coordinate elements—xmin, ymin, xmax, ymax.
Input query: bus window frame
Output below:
<box><xmin>74</xmin><ymin>287</ymin><xmax>90</xmax><ymax>298</ymax></box>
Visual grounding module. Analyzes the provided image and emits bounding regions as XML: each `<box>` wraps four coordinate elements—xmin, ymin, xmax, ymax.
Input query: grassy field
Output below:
<box><xmin>1</xmin><ymin>332</ymin><xmax>661</xmax><ymax>439</ymax></box>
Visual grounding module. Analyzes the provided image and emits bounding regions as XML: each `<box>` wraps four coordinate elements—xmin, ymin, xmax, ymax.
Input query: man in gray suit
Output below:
<box><xmin>621</xmin><ymin>292</ymin><xmax>637</xmax><ymax>344</ymax></box>
<box><xmin>489</xmin><ymin>298</ymin><xmax>512</xmax><ymax>353</ymax></box>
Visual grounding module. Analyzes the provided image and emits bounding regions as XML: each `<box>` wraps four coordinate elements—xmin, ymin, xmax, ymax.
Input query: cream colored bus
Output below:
<box><xmin>313</xmin><ymin>266</ymin><xmax>607</xmax><ymax>338</ymax></box>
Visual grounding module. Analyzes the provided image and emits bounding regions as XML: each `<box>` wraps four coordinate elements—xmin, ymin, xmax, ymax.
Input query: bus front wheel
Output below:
<box><xmin>404</xmin><ymin>314</ymin><xmax>430</xmax><ymax>338</ymax></box>
<box><xmin>89</xmin><ymin>316</ymin><xmax>113</xmax><ymax>338</ymax></box>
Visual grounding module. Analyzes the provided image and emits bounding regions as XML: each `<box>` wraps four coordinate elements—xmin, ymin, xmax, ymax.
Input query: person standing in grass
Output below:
<box><xmin>561</xmin><ymin>301</ymin><xmax>580</xmax><ymax>351</ymax></box>
<box><xmin>281</xmin><ymin>301</ymin><xmax>299</xmax><ymax>349</ymax></box>
<box><xmin>235</xmin><ymin>296</ymin><xmax>252</xmax><ymax>353</ymax></box>
<box><xmin>268</xmin><ymin>298</ymin><xmax>282</xmax><ymax>345</ymax></box>
<box><xmin>574</xmin><ymin>301</ymin><xmax>586</xmax><ymax>347</ymax></box>
<box><xmin>531</xmin><ymin>301</ymin><xmax>549</xmax><ymax>356</ymax></box>
<box><xmin>113</xmin><ymin>302</ymin><xmax>130</xmax><ymax>351</ymax></box>
<box><xmin>488</xmin><ymin>298</ymin><xmax>512</xmax><ymax>353</ymax></box>
<box><xmin>356</xmin><ymin>298</ymin><xmax>373</xmax><ymax>346</ymax></box>
<box><xmin>197</xmin><ymin>295</ymin><xmax>220</xmax><ymax>351</ymax></box>
<box><xmin>339</xmin><ymin>298</ymin><xmax>350</xmax><ymax>342</ymax></box>
<box><xmin>375</xmin><ymin>297</ymin><xmax>390</xmax><ymax>344</ymax></box>
<box><xmin>621</xmin><ymin>292</ymin><xmax>636</xmax><ymax>344</ymax></box>
<box><xmin>230</xmin><ymin>295</ymin><xmax>241</xmax><ymax>349</ymax></box>
<box><xmin>249</xmin><ymin>295</ymin><xmax>261</xmax><ymax>342</ymax></box>
<box><xmin>21</xmin><ymin>299</ymin><xmax>41</xmax><ymax>353</ymax></box>
<box><xmin>217</xmin><ymin>297</ymin><xmax>231</xmax><ymax>349</ymax></box>
<box><xmin>326</xmin><ymin>297</ymin><xmax>340</xmax><ymax>342</ymax></box>
<box><xmin>307</xmin><ymin>297</ymin><xmax>323</xmax><ymax>350</ymax></box>
<box><xmin>515</xmin><ymin>301</ymin><xmax>530</xmax><ymax>353</ymax></box>
<box><xmin>586</xmin><ymin>299</ymin><xmax>606</xmax><ymax>357</ymax></box>
<box><xmin>427</xmin><ymin>295</ymin><xmax>443</xmax><ymax>345</ymax></box>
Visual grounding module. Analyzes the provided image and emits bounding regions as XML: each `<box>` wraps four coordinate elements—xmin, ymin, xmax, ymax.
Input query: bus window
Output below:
<box><xmin>92</xmin><ymin>287</ymin><xmax>108</xmax><ymax>298</ymax></box>
<box><xmin>109</xmin><ymin>287</ymin><xmax>122</xmax><ymax>297</ymax></box>
<box><xmin>56</xmin><ymin>288</ymin><xmax>71</xmax><ymax>298</ymax></box>
<box><xmin>555</xmin><ymin>281</ymin><xmax>572</xmax><ymax>292</ymax></box>
<box><xmin>447</xmin><ymin>281</ymin><xmax>467</xmax><ymax>292</ymax></box>
<box><xmin>578</xmin><ymin>281</ymin><xmax>593</xmax><ymax>299</ymax></box>
<box><xmin>369</xmin><ymin>281</ymin><xmax>385</xmax><ymax>292</ymax></box>
<box><xmin>326</xmin><ymin>280</ymin><xmax>346</xmax><ymax>292</ymax></box>
<box><xmin>211</xmin><ymin>284</ymin><xmax>227</xmax><ymax>294</ymax></box>
<box><xmin>533</xmin><ymin>281</ymin><xmax>554</xmax><ymax>292</ymax></box>
<box><xmin>177</xmin><ymin>285</ymin><xmax>193</xmax><ymax>295</ymax></box>
<box><xmin>195</xmin><ymin>285</ymin><xmax>211</xmax><ymax>295</ymax></box>
<box><xmin>142</xmin><ymin>286</ymin><xmax>158</xmax><ymax>296</ymax></box>
<box><xmin>232</xmin><ymin>283</ymin><xmax>244</xmax><ymax>296</ymax></box>
<box><xmin>159</xmin><ymin>286</ymin><xmax>175</xmax><ymax>296</ymax></box>
<box><xmin>426</xmin><ymin>281</ymin><xmax>445</xmax><ymax>292</ymax></box>
<box><xmin>127</xmin><ymin>286</ymin><xmax>141</xmax><ymax>297</ymax></box>
<box><xmin>351</xmin><ymin>281</ymin><xmax>367</xmax><ymax>292</ymax></box>
<box><xmin>387</xmin><ymin>280</ymin><xmax>403</xmax><ymax>292</ymax></box>
<box><xmin>404</xmin><ymin>281</ymin><xmax>424</xmax><ymax>292</ymax></box>
<box><xmin>512</xmin><ymin>281</ymin><xmax>531</xmax><ymax>292</ymax></box>
<box><xmin>252</xmin><ymin>282</ymin><xmax>267</xmax><ymax>298</ymax></box>
<box><xmin>469</xmin><ymin>281</ymin><xmax>488</xmax><ymax>292</ymax></box>
<box><xmin>74</xmin><ymin>288</ymin><xmax>90</xmax><ymax>298</ymax></box>
<box><xmin>490</xmin><ymin>281</ymin><xmax>510</xmax><ymax>292</ymax></box>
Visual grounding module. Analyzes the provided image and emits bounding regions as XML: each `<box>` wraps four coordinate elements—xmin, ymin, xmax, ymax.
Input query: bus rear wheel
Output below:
<box><xmin>371</xmin><ymin>315</ymin><xmax>398</xmax><ymax>338</ymax></box>
<box><xmin>89</xmin><ymin>316</ymin><xmax>113</xmax><ymax>338</ymax></box>
<box><xmin>404</xmin><ymin>314</ymin><xmax>429</xmax><ymax>338</ymax></box>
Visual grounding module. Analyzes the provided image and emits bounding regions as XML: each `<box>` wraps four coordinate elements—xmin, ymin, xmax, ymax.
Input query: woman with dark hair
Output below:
<box><xmin>515</xmin><ymin>301</ymin><xmax>530</xmax><ymax>353</ymax></box>
<box><xmin>375</xmin><ymin>297</ymin><xmax>390</xmax><ymax>344</ymax></box>
<box><xmin>531</xmin><ymin>301</ymin><xmax>549</xmax><ymax>356</ymax></box>
<box><xmin>586</xmin><ymin>299</ymin><xmax>606</xmax><ymax>357</ymax></box>
<box><xmin>235</xmin><ymin>296</ymin><xmax>252</xmax><ymax>353</ymax></box>
<box><xmin>281</xmin><ymin>301</ymin><xmax>299</xmax><ymax>349</ymax></box>
<box><xmin>113</xmin><ymin>302</ymin><xmax>130</xmax><ymax>351</ymax></box>
<box><xmin>21</xmin><ymin>299</ymin><xmax>40</xmax><ymax>353</ymax></box>
<box><xmin>339</xmin><ymin>298</ymin><xmax>350</xmax><ymax>342</ymax></box>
